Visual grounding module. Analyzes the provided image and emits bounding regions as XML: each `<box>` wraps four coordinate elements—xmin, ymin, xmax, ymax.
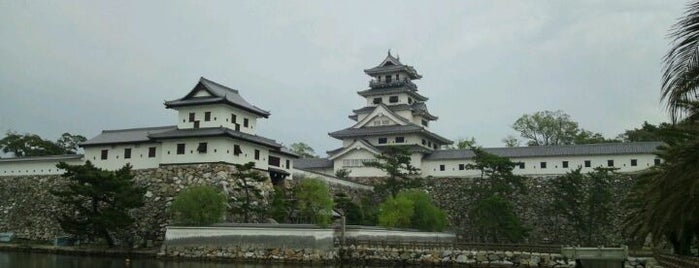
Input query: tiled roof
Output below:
<box><xmin>425</xmin><ymin>142</ymin><xmax>664</xmax><ymax>160</ymax></box>
<box><xmin>329</xmin><ymin>124</ymin><xmax>452</xmax><ymax>144</ymax></box>
<box><xmin>357</xmin><ymin>87</ymin><xmax>428</xmax><ymax>101</ymax></box>
<box><xmin>148</xmin><ymin>127</ymin><xmax>282</xmax><ymax>148</ymax></box>
<box><xmin>294</xmin><ymin>158</ymin><xmax>334</xmax><ymax>169</ymax></box>
<box><xmin>165</xmin><ymin>77</ymin><xmax>270</xmax><ymax>118</ymax></box>
<box><xmin>80</xmin><ymin>126</ymin><xmax>176</xmax><ymax>146</ymax></box>
<box><xmin>0</xmin><ymin>154</ymin><xmax>84</xmax><ymax>162</ymax></box>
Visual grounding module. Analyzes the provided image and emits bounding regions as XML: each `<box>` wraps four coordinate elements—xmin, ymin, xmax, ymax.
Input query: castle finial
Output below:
<box><xmin>387</xmin><ymin>49</ymin><xmax>392</xmax><ymax>57</ymax></box>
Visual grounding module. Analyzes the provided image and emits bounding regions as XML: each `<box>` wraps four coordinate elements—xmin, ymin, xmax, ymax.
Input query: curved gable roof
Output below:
<box><xmin>165</xmin><ymin>77</ymin><xmax>271</xmax><ymax>118</ymax></box>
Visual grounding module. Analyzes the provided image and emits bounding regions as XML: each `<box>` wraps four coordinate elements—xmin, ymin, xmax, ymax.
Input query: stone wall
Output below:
<box><xmin>0</xmin><ymin>163</ymin><xmax>274</xmax><ymax>246</ymax></box>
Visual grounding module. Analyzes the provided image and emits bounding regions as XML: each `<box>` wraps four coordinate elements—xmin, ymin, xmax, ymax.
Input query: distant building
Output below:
<box><xmin>295</xmin><ymin>52</ymin><xmax>663</xmax><ymax>178</ymax></box>
<box><xmin>0</xmin><ymin>77</ymin><xmax>297</xmax><ymax>182</ymax></box>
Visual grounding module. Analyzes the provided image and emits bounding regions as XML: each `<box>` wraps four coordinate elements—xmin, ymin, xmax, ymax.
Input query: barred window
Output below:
<box><xmin>342</xmin><ymin>159</ymin><xmax>377</xmax><ymax>167</ymax></box>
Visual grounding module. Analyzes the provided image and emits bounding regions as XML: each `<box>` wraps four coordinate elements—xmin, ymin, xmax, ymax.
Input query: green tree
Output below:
<box><xmin>548</xmin><ymin>168</ymin><xmax>586</xmax><ymax>243</ymax></box>
<box><xmin>269</xmin><ymin>185</ymin><xmax>293</xmax><ymax>223</ymax></box>
<box><xmin>378</xmin><ymin>194</ymin><xmax>414</xmax><ymax>229</ymax></box>
<box><xmin>230</xmin><ymin>162</ymin><xmax>268</xmax><ymax>222</ymax></box>
<box><xmin>364</xmin><ymin>146</ymin><xmax>422</xmax><ymax>198</ymax></box>
<box><xmin>170</xmin><ymin>185</ymin><xmax>227</xmax><ymax>226</ymax></box>
<box><xmin>295</xmin><ymin>179</ymin><xmax>334</xmax><ymax>227</ymax></box>
<box><xmin>289</xmin><ymin>142</ymin><xmax>317</xmax><ymax>158</ymax></box>
<box><xmin>511</xmin><ymin>110</ymin><xmax>613</xmax><ymax>146</ymax></box>
<box><xmin>0</xmin><ymin>131</ymin><xmax>64</xmax><ymax>157</ymax></box>
<box><xmin>617</xmin><ymin>121</ymin><xmax>673</xmax><ymax>142</ymax></box>
<box><xmin>464</xmin><ymin>146</ymin><xmax>528</xmax><ymax>242</ymax></box>
<box><xmin>56</xmin><ymin>133</ymin><xmax>87</xmax><ymax>154</ymax></box>
<box><xmin>502</xmin><ymin>135</ymin><xmax>520</xmax><ymax>147</ymax></box>
<box><xmin>335</xmin><ymin>168</ymin><xmax>351</xmax><ymax>179</ymax></box>
<box><xmin>50</xmin><ymin>161</ymin><xmax>145</xmax><ymax>247</ymax></box>
<box><xmin>401</xmin><ymin>190</ymin><xmax>448</xmax><ymax>231</ymax></box>
<box><xmin>334</xmin><ymin>193</ymin><xmax>363</xmax><ymax>225</ymax></box>
<box><xmin>451</xmin><ymin>137</ymin><xmax>477</xmax><ymax>149</ymax></box>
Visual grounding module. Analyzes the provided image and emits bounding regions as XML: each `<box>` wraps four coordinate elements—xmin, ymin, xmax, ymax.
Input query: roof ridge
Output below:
<box><xmin>200</xmin><ymin>77</ymin><xmax>239</xmax><ymax>94</ymax></box>
<box><xmin>102</xmin><ymin>125</ymin><xmax>176</xmax><ymax>133</ymax></box>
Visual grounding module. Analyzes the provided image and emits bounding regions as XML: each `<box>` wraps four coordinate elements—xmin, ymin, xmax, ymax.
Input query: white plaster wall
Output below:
<box><xmin>174</xmin><ymin>104</ymin><xmax>259</xmax><ymax>135</ymax></box>
<box><xmin>333</xmin><ymin>149</ymin><xmax>385</xmax><ymax>177</ymax></box>
<box><xmin>0</xmin><ymin>158</ymin><xmax>84</xmax><ymax>176</ymax></box>
<box><xmin>85</xmin><ymin>143</ymin><xmax>162</xmax><ymax>170</ymax></box>
<box><xmin>422</xmin><ymin>153</ymin><xmax>660</xmax><ymax>177</ymax></box>
<box><xmin>159</xmin><ymin>137</ymin><xmax>269</xmax><ymax>169</ymax></box>
<box><xmin>268</xmin><ymin>152</ymin><xmax>293</xmax><ymax>171</ymax></box>
<box><xmin>345</xmin><ymin>227</ymin><xmax>456</xmax><ymax>242</ymax></box>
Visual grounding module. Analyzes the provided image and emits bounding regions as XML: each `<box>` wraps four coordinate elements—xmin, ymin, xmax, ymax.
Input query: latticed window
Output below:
<box><xmin>342</xmin><ymin>159</ymin><xmax>376</xmax><ymax>167</ymax></box>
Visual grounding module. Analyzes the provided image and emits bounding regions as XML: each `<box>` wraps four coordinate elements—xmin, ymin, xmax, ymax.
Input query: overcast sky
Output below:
<box><xmin>0</xmin><ymin>1</ymin><xmax>689</xmax><ymax>155</ymax></box>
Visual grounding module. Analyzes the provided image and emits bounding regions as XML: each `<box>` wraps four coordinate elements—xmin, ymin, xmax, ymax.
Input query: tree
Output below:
<box><xmin>511</xmin><ymin>110</ymin><xmax>612</xmax><ymax>146</ymax></box>
<box><xmin>335</xmin><ymin>168</ymin><xmax>351</xmax><ymax>179</ymax></box>
<box><xmin>502</xmin><ymin>135</ymin><xmax>520</xmax><ymax>147</ymax></box>
<box><xmin>377</xmin><ymin>190</ymin><xmax>447</xmax><ymax>231</ymax></box>
<box><xmin>378</xmin><ymin>194</ymin><xmax>414</xmax><ymax>229</ymax></box>
<box><xmin>295</xmin><ymin>179</ymin><xmax>334</xmax><ymax>227</ymax></box>
<box><xmin>463</xmin><ymin>146</ymin><xmax>528</xmax><ymax>242</ymax></box>
<box><xmin>289</xmin><ymin>142</ymin><xmax>317</xmax><ymax>158</ymax></box>
<box><xmin>230</xmin><ymin>162</ymin><xmax>268</xmax><ymax>222</ymax></box>
<box><xmin>364</xmin><ymin>146</ymin><xmax>422</xmax><ymax>198</ymax></box>
<box><xmin>50</xmin><ymin>161</ymin><xmax>145</xmax><ymax>247</ymax></box>
<box><xmin>661</xmin><ymin>1</ymin><xmax>699</xmax><ymax>122</ymax></box>
<box><xmin>56</xmin><ymin>133</ymin><xmax>87</xmax><ymax>154</ymax></box>
<box><xmin>170</xmin><ymin>185</ymin><xmax>227</xmax><ymax>226</ymax></box>
<box><xmin>617</xmin><ymin>121</ymin><xmax>673</xmax><ymax>142</ymax></box>
<box><xmin>334</xmin><ymin>193</ymin><xmax>363</xmax><ymax>225</ymax></box>
<box><xmin>269</xmin><ymin>185</ymin><xmax>293</xmax><ymax>223</ymax></box>
<box><xmin>452</xmin><ymin>137</ymin><xmax>477</xmax><ymax>149</ymax></box>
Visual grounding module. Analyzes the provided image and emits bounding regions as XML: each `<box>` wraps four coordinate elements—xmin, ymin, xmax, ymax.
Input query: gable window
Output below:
<box><xmin>562</xmin><ymin>161</ymin><xmax>568</xmax><ymax>168</ymax></box>
<box><xmin>439</xmin><ymin>164</ymin><xmax>445</xmax><ymax>171</ymax></box>
<box><xmin>385</xmin><ymin>75</ymin><xmax>392</xmax><ymax>83</ymax></box>
<box><xmin>654</xmin><ymin>158</ymin><xmax>661</xmax><ymax>166</ymax></box>
<box><xmin>630</xmin><ymin>159</ymin><xmax>637</xmax><ymax>166</ymax></box>
<box><xmin>540</xmin><ymin>162</ymin><xmax>547</xmax><ymax>169</ymax></box>
<box><xmin>193</xmin><ymin>121</ymin><xmax>200</xmax><ymax>128</ymax></box>
<box><xmin>124</xmin><ymin>148</ymin><xmax>132</xmax><ymax>159</ymax></box>
<box><xmin>378</xmin><ymin>137</ymin><xmax>387</xmax><ymax>144</ymax></box>
<box><xmin>148</xmin><ymin>147</ymin><xmax>156</xmax><ymax>158</ymax></box>
<box><xmin>197</xmin><ymin>142</ymin><xmax>208</xmax><ymax>153</ymax></box>
<box><xmin>233</xmin><ymin>145</ymin><xmax>242</xmax><ymax>156</ymax></box>
<box><xmin>458</xmin><ymin>164</ymin><xmax>465</xmax><ymax>170</ymax></box>
<box><xmin>244</xmin><ymin>118</ymin><xmax>249</xmax><ymax>127</ymax></box>
<box><xmin>607</xmin><ymin>160</ymin><xmax>614</xmax><ymax>167</ymax></box>
<box><xmin>584</xmin><ymin>160</ymin><xmax>591</xmax><ymax>167</ymax></box>
<box><xmin>188</xmin><ymin>113</ymin><xmax>195</xmax><ymax>122</ymax></box>
<box><xmin>204</xmin><ymin>112</ymin><xmax>211</xmax><ymax>121</ymax></box>
<box><xmin>101</xmin><ymin>149</ymin><xmax>108</xmax><ymax>160</ymax></box>
<box><xmin>177</xmin><ymin>144</ymin><xmax>185</xmax><ymax>155</ymax></box>
<box><xmin>395</xmin><ymin>137</ymin><xmax>405</xmax><ymax>143</ymax></box>
<box><xmin>373</xmin><ymin>97</ymin><xmax>382</xmax><ymax>104</ymax></box>
<box><xmin>254</xmin><ymin>149</ymin><xmax>260</xmax><ymax>160</ymax></box>
<box><xmin>389</xmin><ymin>96</ymin><xmax>399</xmax><ymax>103</ymax></box>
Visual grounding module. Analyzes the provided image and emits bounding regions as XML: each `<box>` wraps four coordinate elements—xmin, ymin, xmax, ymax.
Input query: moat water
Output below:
<box><xmin>0</xmin><ymin>251</ymin><xmax>337</xmax><ymax>268</ymax></box>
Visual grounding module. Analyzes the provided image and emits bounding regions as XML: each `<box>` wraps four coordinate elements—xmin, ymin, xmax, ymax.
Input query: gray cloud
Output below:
<box><xmin>0</xmin><ymin>1</ymin><xmax>686</xmax><ymax>155</ymax></box>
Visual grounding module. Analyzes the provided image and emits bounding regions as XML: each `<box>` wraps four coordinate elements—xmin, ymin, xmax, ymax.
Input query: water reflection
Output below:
<box><xmin>0</xmin><ymin>251</ymin><xmax>335</xmax><ymax>268</ymax></box>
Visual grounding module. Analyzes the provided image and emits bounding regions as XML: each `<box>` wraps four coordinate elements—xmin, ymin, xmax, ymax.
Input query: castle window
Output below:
<box><xmin>584</xmin><ymin>160</ymin><xmax>591</xmax><ymax>167</ymax></box>
<box><xmin>235</xmin><ymin>124</ymin><xmax>240</xmax><ymax>132</ymax></box>
<box><xmin>562</xmin><ymin>161</ymin><xmax>568</xmax><ymax>168</ymax></box>
<box><xmin>231</xmin><ymin>114</ymin><xmax>237</xmax><ymax>123</ymax></box>
<box><xmin>607</xmin><ymin>160</ymin><xmax>614</xmax><ymax>167</ymax></box>
<box><xmin>286</xmin><ymin>160</ymin><xmax>290</xmax><ymax>169</ymax></box>
<box><xmin>148</xmin><ymin>147</ymin><xmax>156</xmax><ymax>158</ymax></box>
<box><xmin>540</xmin><ymin>162</ymin><xmax>547</xmax><ymax>169</ymax></box>
<box><xmin>408</xmin><ymin>98</ymin><xmax>413</xmax><ymax>104</ymax></box>
<box><xmin>269</xmin><ymin>156</ymin><xmax>280</xmax><ymax>167</ymax></box>
<box><xmin>422</xmin><ymin>119</ymin><xmax>428</xmax><ymax>127</ymax></box>
<box><xmin>395</xmin><ymin>137</ymin><xmax>405</xmax><ymax>143</ymax></box>
<box><xmin>244</xmin><ymin>118</ymin><xmax>249</xmax><ymax>127</ymax></box>
<box><xmin>422</xmin><ymin>139</ymin><xmax>426</xmax><ymax>145</ymax></box>
<box><xmin>233</xmin><ymin>145</ymin><xmax>242</xmax><ymax>156</ymax></box>
<box><xmin>378</xmin><ymin>138</ymin><xmax>387</xmax><ymax>144</ymax></box>
<box><xmin>458</xmin><ymin>164</ymin><xmax>465</xmax><ymax>170</ymax></box>
<box><xmin>519</xmin><ymin>162</ymin><xmax>525</xmax><ymax>169</ymax></box>
<box><xmin>193</xmin><ymin>121</ymin><xmax>200</xmax><ymax>128</ymax></box>
<box><xmin>124</xmin><ymin>148</ymin><xmax>132</xmax><ymax>159</ymax></box>
<box><xmin>395</xmin><ymin>74</ymin><xmax>399</xmax><ymax>81</ymax></box>
<box><xmin>389</xmin><ymin>96</ymin><xmax>399</xmax><ymax>103</ymax></box>
<box><xmin>254</xmin><ymin>149</ymin><xmax>260</xmax><ymax>160</ymax></box>
<box><xmin>204</xmin><ymin>112</ymin><xmax>211</xmax><ymax>121</ymax></box>
<box><xmin>433</xmin><ymin>144</ymin><xmax>438</xmax><ymax>149</ymax></box>
<box><xmin>654</xmin><ymin>158</ymin><xmax>661</xmax><ymax>166</ymax></box>
<box><xmin>630</xmin><ymin>159</ymin><xmax>637</xmax><ymax>166</ymax></box>
<box><xmin>188</xmin><ymin>113</ymin><xmax>195</xmax><ymax>122</ymax></box>
<box><xmin>197</xmin><ymin>143</ymin><xmax>208</xmax><ymax>153</ymax></box>
<box><xmin>385</xmin><ymin>75</ymin><xmax>392</xmax><ymax>83</ymax></box>
<box><xmin>439</xmin><ymin>164</ymin><xmax>445</xmax><ymax>171</ymax></box>
<box><xmin>373</xmin><ymin>97</ymin><xmax>382</xmax><ymax>104</ymax></box>
<box><xmin>177</xmin><ymin>144</ymin><xmax>185</xmax><ymax>155</ymax></box>
<box><xmin>101</xmin><ymin>149</ymin><xmax>108</xmax><ymax>160</ymax></box>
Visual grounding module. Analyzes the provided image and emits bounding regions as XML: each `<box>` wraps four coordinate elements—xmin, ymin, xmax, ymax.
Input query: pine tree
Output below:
<box><xmin>230</xmin><ymin>162</ymin><xmax>268</xmax><ymax>222</ymax></box>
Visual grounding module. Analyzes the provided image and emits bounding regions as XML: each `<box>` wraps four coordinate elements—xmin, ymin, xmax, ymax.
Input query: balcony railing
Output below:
<box><xmin>369</xmin><ymin>79</ymin><xmax>417</xmax><ymax>89</ymax></box>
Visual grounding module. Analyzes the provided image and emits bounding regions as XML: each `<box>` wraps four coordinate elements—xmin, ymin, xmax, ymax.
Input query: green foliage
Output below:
<box><xmin>364</xmin><ymin>146</ymin><xmax>423</xmax><ymax>198</ymax></box>
<box><xmin>511</xmin><ymin>110</ymin><xmax>614</xmax><ymax>146</ymax></box>
<box><xmin>56</xmin><ymin>133</ymin><xmax>87</xmax><ymax>154</ymax></box>
<box><xmin>463</xmin><ymin>147</ymin><xmax>528</xmax><ymax>242</ymax></box>
<box><xmin>230</xmin><ymin>162</ymin><xmax>268</xmax><ymax>222</ymax></box>
<box><xmin>452</xmin><ymin>137</ymin><xmax>477</xmax><ymax>149</ymax></box>
<box><xmin>0</xmin><ymin>131</ymin><xmax>86</xmax><ymax>157</ymax></box>
<box><xmin>334</xmin><ymin>193</ymin><xmax>363</xmax><ymax>225</ymax></box>
<box><xmin>170</xmin><ymin>185</ymin><xmax>227</xmax><ymax>226</ymax></box>
<box><xmin>501</xmin><ymin>135</ymin><xmax>520</xmax><ymax>147</ymax></box>
<box><xmin>378</xmin><ymin>194</ymin><xmax>414</xmax><ymax>228</ymax></box>
<box><xmin>334</xmin><ymin>168</ymin><xmax>351</xmax><ymax>179</ymax></box>
<box><xmin>269</xmin><ymin>185</ymin><xmax>293</xmax><ymax>223</ymax></box>
<box><xmin>50</xmin><ymin>161</ymin><xmax>145</xmax><ymax>247</ymax></box>
<box><xmin>289</xmin><ymin>142</ymin><xmax>317</xmax><ymax>158</ymax></box>
<box><xmin>360</xmin><ymin>196</ymin><xmax>379</xmax><ymax>226</ymax></box>
<box><xmin>295</xmin><ymin>179</ymin><xmax>334</xmax><ymax>227</ymax></box>
<box><xmin>617</xmin><ymin>121</ymin><xmax>674</xmax><ymax>142</ymax></box>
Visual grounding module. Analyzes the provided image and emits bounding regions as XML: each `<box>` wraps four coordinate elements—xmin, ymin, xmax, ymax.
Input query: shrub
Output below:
<box><xmin>295</xmin><ymin>179</ymin><xmax>334</xmax><ymax>227</ymax></box>
<box><xmin>378</xmin><ymin>194</ymin><xmax>414</xmax><ymax>228</ymax></box>
<box><xmin>378</xmin><ymin>190</ymin><xmax>448</xmax><ymax>231</ymax></box>
<box><xmin>171</xmin><ymin>185</ymin><xmax>227</xmax><ymax>226</ymax></box>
